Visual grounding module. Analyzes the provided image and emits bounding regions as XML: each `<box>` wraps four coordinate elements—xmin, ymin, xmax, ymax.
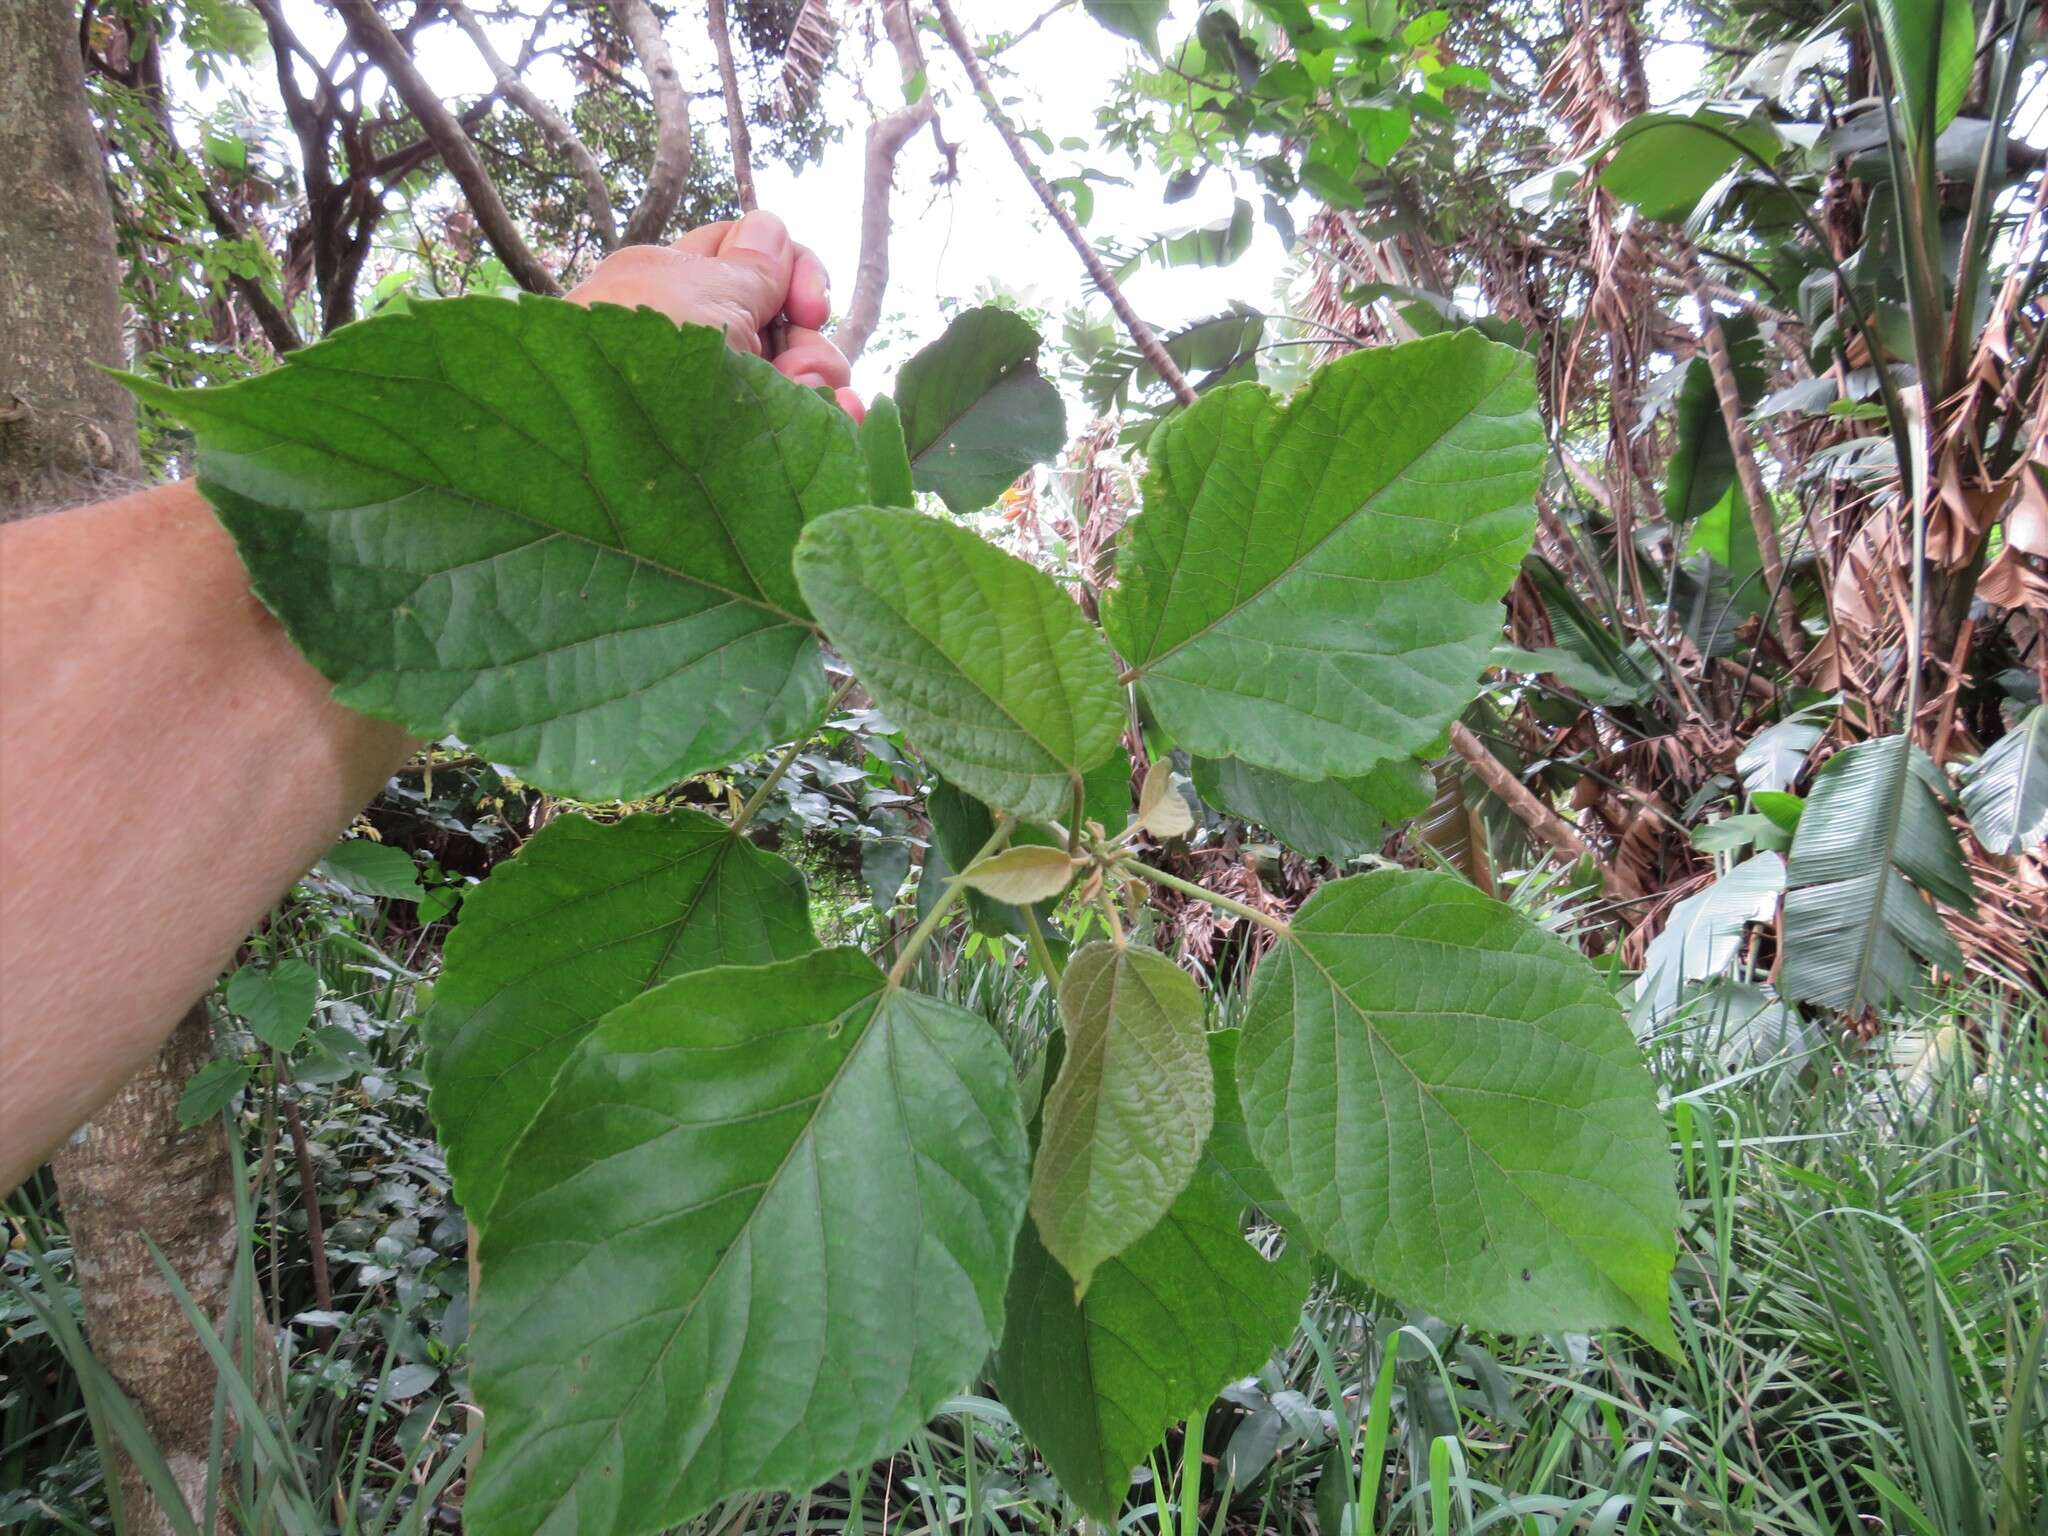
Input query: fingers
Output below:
<box><xmin>835</xmin><ymin>387</ymin><xmax>865</xmax><ymax>423</ymax></box>
<box><xmin>787</xmin><ymin>246</ymin><xmax>831</xmax><ymax>330</ymax></box>
<box><xmin>668</xmin><ymin>221</ymin><xmax>731</xmax><ymax>258</ymax></box>
<box><xmin>709</xmin><ymin>212</ymin><xmax>798</xmax><ymax>343</ymax></box>
<box><xmin>772</xmin><ymin>327</ymin><xmax>852</xmax><ymax>391</ymax></box>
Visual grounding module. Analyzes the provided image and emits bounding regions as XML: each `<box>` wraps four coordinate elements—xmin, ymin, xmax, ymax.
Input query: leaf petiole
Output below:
<box><xmin>886</xmin><ymin>814</ymin><xmax>1014</xmax><ymax>989</ymax></box>
<box><xmin>1123</xmin><ymin>857</ymin><xmax>1289</xmax><ymax>935</ymax></box>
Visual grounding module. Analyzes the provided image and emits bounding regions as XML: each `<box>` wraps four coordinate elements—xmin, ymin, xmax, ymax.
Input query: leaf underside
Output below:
<box><xmin>467</xmin><ymin>948</ymin><xmax>1029</xmax><ymax>1536</ymax></box>
<box><xmin>1237</xmin><ymin>870</ymin><xmax>1678</xmax><ymax>1350</ymax></box>
<box><xmin>1191</xmin><ymin>755</ymin><xmax>1433</xmax><ymax>862</ymax></box>
<box><xmin>1104</xmin><ymin>329</ymin><xmax>1543</xmax><ymax>780</ymax></box>
<box><xmin>895</xmin><ymin>307</ymin><xmax>1067</xmax><ymax>513</ymax></box>
<box><xmin>133</xmin><ymin>295</ymin><xmax>867</xmax><ymax>800</ymax></box>
<box><xmin>426</xmin><ymin>809</ymin><xmax>817</xmax><ymax>1228</ymax></box>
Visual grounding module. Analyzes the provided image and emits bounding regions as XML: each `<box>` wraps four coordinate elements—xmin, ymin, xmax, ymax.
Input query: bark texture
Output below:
<box><xmin>2</xmin><ymin>7</ymin><xmax>240</xmax><ymax>1528</ymax></box>
<box><xmin>0</xmin><ymin>0</ymin><xmax>140</xmax><ymax>517</ymax></box>
<box><xmin>50</xmin><ymin>1007</ymin><xmax>241</xmax><ymax>1534</ymax></box>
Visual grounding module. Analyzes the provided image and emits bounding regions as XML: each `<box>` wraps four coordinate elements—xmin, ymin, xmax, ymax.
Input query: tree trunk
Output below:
<box><xmin>51</xmin><ymin>1008</ymin><xmax>242</xmax><ymax>1534</ymax></box>
<box><xmin>1</xmin><ymin>6</ymin><xmax>240</xmax><ymax>1531</ymax></box>
<box><xmin>0</xmin><ymin>0</ymin><xmax>140</xmax><ymax>518</ymax></box>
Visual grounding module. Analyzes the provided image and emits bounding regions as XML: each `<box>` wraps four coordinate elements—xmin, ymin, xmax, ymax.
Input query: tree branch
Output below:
<box><xmin>335</xmin><ymin>0</ymin><xmax>559</xmax><ymax>295</ymax></box>
<box><xmin>446</xmin><ymin>0</ymin><xmax>617</xmax><ymax>251</ymax></box>
<box><xmin>930</xmin><ymin>0</ymin><xmax>1195</xmax><ymax>407</ymax></box>
<box><xmin>835</xmin><ymin>0</ymin><xmax>935</xmax><ymax>361</ymax></box>
<box><xmin>609</xmin><ymin>0</ymin><xmax>691</xmax><ymax>244</ymax></box>
<box><xmin>1447</xmin><ymin>722</ymin><xmax>1623</xmax><ymax>897</ymax></box>
<box><xmin>706</xmin><ymin>0</ymin><xmax>757</xmax><ymax>212</ymax></box>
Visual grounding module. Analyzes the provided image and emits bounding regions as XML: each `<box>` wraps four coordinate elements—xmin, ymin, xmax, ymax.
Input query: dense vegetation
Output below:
<box><xmin>3</xmin><ymin>0</ymin><xmax>2045</xmax><ymax>1532</ymax></box>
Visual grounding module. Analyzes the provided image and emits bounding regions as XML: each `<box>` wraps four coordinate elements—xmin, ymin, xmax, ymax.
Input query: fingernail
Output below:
<box><xmin>731</xmin><ymin>211</ymin><xmax>788</xmax><ymax>256</ymax></box>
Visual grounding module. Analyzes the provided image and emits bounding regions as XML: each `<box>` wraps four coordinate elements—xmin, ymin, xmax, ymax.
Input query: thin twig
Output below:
<box><xmin>730</xmin><ymin>675</ymin><xmax>859</xmax><ymax>835</ymax></box>
<box><xmin>887</xmin><ymin>816</ymin><xmax>1014</xmax><ymax>987</ymax></box>
<box><xmin>1123</xmin><ymin>857</ymin><xmax>1290</xmax><ymax>934</ymax></box>
<box><xmin>706</xmin><ymin>0</ymin><xmax>757</xmax><ymax>211</ymax></box>
<box><xmin>929</xmin><ymin>0</ymin><xmax>1196</xmax><ymax>406</ymax></box>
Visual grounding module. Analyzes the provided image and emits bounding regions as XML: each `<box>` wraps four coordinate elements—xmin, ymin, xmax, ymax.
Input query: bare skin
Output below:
<box><xmin>0</xmin><ymin>211</ymin><xmax>858</xmax><ymax>1190</ymax></box>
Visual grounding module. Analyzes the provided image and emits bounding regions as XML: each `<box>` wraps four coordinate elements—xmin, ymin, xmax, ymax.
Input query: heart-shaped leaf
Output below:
<box><xmin>1033</xmin><ymin>942</ymin><xmax>1213</xmax><ymax>1294</ymax></box>
<box><xmin>1103</xmin><ymin>330</ymin><xmax>1542</xmax><ymax>780</ymax></box>
<box><xmin>426</xmin><ymin>809</ymin><xmax>817</xmax><ymax>1227</ymax></box>
<box><xmin>896</xmin><ymin>308</ymin><xmax>1066</xmax><ymax>512</ymax></box>
<box><xmin>794</xmin><ymin>505</ymin><xmax>1124</xmax><ymax>822</ymax></box>
<box><xmin>224</xmin><ymin>959</ymin><xmax>319</xmax><ymax>1052</ymax></box>
<box><xmin>467</xmin><ymin>948</ymin><xmax>1029</xmax><ymax>1536</ymax></box>
<box><xmin>1237</xmin><ymin>869</ymin><xmax>1677</xmax><ymax>1351</ymax></box>
<box><xmin>131</xmin><ymin>296</ymin><xmax>868</xmax><ymax>800</ymax></box>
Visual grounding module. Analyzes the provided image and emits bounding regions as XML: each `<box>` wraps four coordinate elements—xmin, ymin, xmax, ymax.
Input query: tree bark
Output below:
<box><xmin>0</xmin><ymin>0</ymin><xmax>140</xmax><ymax>517</ymax></box>
<box><xmin>834</xmin><ymin>0</ymin><xmax>934</xmax><ymax>361</ymax></box>
<box><xmin>2</xmin><ymin>9</ymin><xmax>240</xmax><ymax>1529</ymax></box>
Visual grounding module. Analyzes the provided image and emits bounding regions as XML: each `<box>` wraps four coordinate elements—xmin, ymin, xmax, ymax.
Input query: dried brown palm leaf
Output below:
<box><xmin>775</xmin><ymin>0</ymin><xmax>837</xmax><ymax>119</ymax></box>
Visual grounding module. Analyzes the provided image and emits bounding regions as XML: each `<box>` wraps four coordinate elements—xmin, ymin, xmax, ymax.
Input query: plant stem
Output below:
<box><xmin>730</xmin><ymin>674</ymin><xmax>858</xmax><ymax>836</ymax></box>
<box><xmin>1447</xmin><ymin>721</ymin><xmax>1625</xmax><ymax>898</ymax></box>
<box><xmin>1020</xmin><ymin>905</ymin><xmax>1064</xmax><ymax>986</ymax></box>
<box><xmin>706</xmin><ymin>0</ymin><xmax>757</xmax><ymax>212</ymax></box>
<box><xmin>887</xmin><ymin>815</ymin><xmax>1015</xmax><ymax>988</ymax></box>
<box><xmin>929</xmin><ymin>0</ymin><xmax>1197</xmax><ymax>407</ymax></box>
<box><xmin>1123</xmin><ymin>857</ymin><xmax>1289</xmax><ymax>935</ymax></box>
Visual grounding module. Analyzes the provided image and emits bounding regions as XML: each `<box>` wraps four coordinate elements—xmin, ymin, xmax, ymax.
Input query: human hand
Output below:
<box><xmin>566</xmin><ymin>209</ymin><xmax>862</xmax><ymax>421</ymax></box>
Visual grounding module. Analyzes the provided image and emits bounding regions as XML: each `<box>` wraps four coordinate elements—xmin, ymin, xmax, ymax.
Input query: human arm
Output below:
<box><xmin>0</xmin><ymin>211</ymin><xmax>853</xmax><ymax>1189</ymax></box>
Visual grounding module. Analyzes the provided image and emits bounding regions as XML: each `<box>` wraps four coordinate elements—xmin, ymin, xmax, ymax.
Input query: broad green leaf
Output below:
<box><xmin>1110</xmin><ymin>200</ymin><xmax>1254</xmax><ymax>281</ymax></box>
<box><xmin>1872</xmin><ymin>0</ymin><xmax>1977</xmax><ymax>143</ymax></box>
<box><xmin>1490</xmin><ymin>644</ymin><xmax>1655</xmax><ymax>706</ymax></box>
<box><xmin>1595</xmin><ymin>106</ymin><xmax>1785</xmax><ymax>223</ymax></box>
<box><xmin>1082</xmin><ymin>0</ymin><xmax>1170</xmax><ymax>51</ymax></box>
<box><xmin>860</xmin><ymin>393</ymin><xmax>915</xmax><ymax>509</ymax></box>
<box><xmin>1103</xmin><ymin>331</ymin><xmax>1542</xmax><ymax>780</ymax></box>
<box><xmin>1633</xmin><ymin>853</ymin><xmax>1785</xmax><ymax>1026</ymax></box>
<box><xmin>426</xmin><ymin>809</ymin><xmax>816</xmax><ymax>1227</ymax></box>
<box><xmin>895</xmin><ymin>308</ymin><xmax>1066</xmax><ymax>513</ymax></box>
<box><xmin>1191</xmin><ymin>755</ymin><xmax>1432</xmax><ymax>862</ymax></box>
<box><xmin>1781</xmin><ymin>735</ymin><xmax>1976</xmax><ymax>1014</ymax></box>
<box><xmin>317</xmin><ymin>839</ymin><xmax>421</xmax><ymax>900</ymax></box>
<box><xmin>996</xmin><ymin>1031</ymin><xmax>1307</xmax><ymax>1520</ymax></box>
<box><xmin>794</xmin><ymin>505</ymin><xmax>1124</xmax><ymax>822</ymax></box>
<box><xmin>1237</xmin><ymin>870</ymin><xmax>1678</xmax><ymax>1350</ymax></box>
<box><xmin>468</xmin><ymin>948</ymin><xmax>1028</xmax><ymax>1536</ymax></box>
<box><xmin>131</xmin><ymin>296</ymin><xmax>867</xmax><ymax>801</ymax></box>
<box><xmin>177</xmin><ymin>1059</ymin><xmax>254</xmax><ymax>1128</ymax></box>
<box><xmin>1034</xmin><ymin>943</ymin><xmax>1213</xmax><ymax>1294</ymax></box>
<box><xmin>1960</xmin><ymin>708</ymin><xmax>2048</xmax><ymax>854</ymax></box>
<box><xmin>959</xmin><ymin>845</ymin><xmax>1082</xmax><ymax>905</ymax></box>
<box><xmin>224</xmin><ymin>959</ymin><xmax>319</xmax><ymax>1052</ymax></box>
<box><xmin>1663</xmin><ymin>314</ymin><xmax>1765</xmax><ymax>524</ymax></box>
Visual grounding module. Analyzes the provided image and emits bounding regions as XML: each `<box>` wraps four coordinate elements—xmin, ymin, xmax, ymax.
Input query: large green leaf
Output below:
<box><xmin>1237</xmin><ymin>870</ymin><xmax>1677</xmax><ymax>1349</ymax></box>
<box><xmin>1781</xmin><ymin>735</ymin><xmax>1976</xmax><ymax>1014</ymax></box>
<box><xmin>996</xmin><ymin>1031</ymin><xmax>1308</xmax><ymax>1520</ymax></box>
<box><xmin>794</xmin><ymin>505</ymin><xmax>1124</xmax><ymax>822</ymax></box>
<box><xmin>895</xmin><ymin>307</ymin><xmax>1066</xmax><ymax>513</ymax></box>
<box><xmin>1663</xmin><ymin>314</ymin><xmax>1765</xmax><ymax>524</ymax></box>
<box><xmin>1633</xmin><ymin>853</ymin><xmax>1785</xmax><ymax>1026</ymax></box>
<box><xmin>426</xmin><ymin>810</ymin><xmax>816</xmax><ymax>1227</ymax></box>
<box><xmin>224</xmin><ymin>960</ymin><xmax>319</xmax><ymax>1052</ymax></box>
<box><xmin>467</xmin><ymin>948</ymin><xmax>1029</xmax><ymax>1535</ymax></box>
<box><xmin>1082</xmin><ymin>0</ymin><xmax>1169</xmax><ymax>51</ymax></box>
<box><xmin>1103</xmin><ymin>330</ymin><xmax>1542</xmax><ymax>780</ymax></box>
<box><xmin>1191</xmin><ymin>755</ymin><xmax>1432</xmax><ymax>861</ymax></box>
<box><xmin>1872</xmin><ymin>0</ymin><xmax>1978</xmax><ymax>143</ymax></box>
<box><xmin>1033</xmin><ymin>943</ymin><xmax>1213</xmax><ymax>1294</ymax></box>
<box><xmin>1595</xmin><ymin>105</ymin><xmax>1785</xmax><ymax>223</ymax></box>
<box><xmin>132</xmin><ymin>296</ymin><xmax>866</xmax><ymax>801</ymax></box>
<box><xmin>1960</xmin><ymin>708</ymin><xmax>2048</xmax><ymax>855</ymax></box>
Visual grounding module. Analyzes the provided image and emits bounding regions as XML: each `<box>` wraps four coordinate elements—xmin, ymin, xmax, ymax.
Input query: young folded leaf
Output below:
<box><xmin>959</xmin><ymin>844</ymin><xmax>1083</xmax><ymax>905</ymax></box>
<box><xmin>128</xmin><ymin>296</ymin><xmax>867</xmax><ymax>800</ymax></box>
<box><xmin>1033</xmin><ymin>942</ymin><xmax>1213</xmax><ymax>1294</ymax></box>
<box><xmin>1237</xmin><ymin>869</ymin><xmax>1678</xmax><ymax>1353</ymax></box>
<box><xmin>1103</xmin><ymin>330</ymin><xmax>1543</xmax><ymax>781</ymax></box>
<box><xmin>1135</xmin><ymin>759</ymin><xmax>1196</xmax><ymax>839</ymax></box>
<box><xmin>466</xmin><ymin>948</ymin><xmax>1029</xmax><ymax>1536</ymax></box>
<box><xmin>794</xmin><ymin>505</ymin><xmax>1125</xmax><ymax>822</ymax></box>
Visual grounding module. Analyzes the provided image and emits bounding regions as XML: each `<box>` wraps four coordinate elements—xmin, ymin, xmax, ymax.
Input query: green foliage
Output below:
<box><xmin>156</xmin><ymin>297</ymin><xmax>1674</xmax><ymax>1529</ymax></box>
<box><xmin>893</xmin><ymin>306</ymin><xmax>1066</xmax><ymax>514</ymax></box>
<box><xmin>1781</xmin><ymin>735</ymin><xmax>1976</xmax><ymax>1014</ymax></box>
<box><xmin>465</xmin><ymin>948</ymin><xmax>1029</xmax><ymax>1534</ymax></box>
<box><xmin>1081</xmin><ymin>0</ymin><xmax>1170</xmax><ymax>52</ymax></box>
<box><xmin>1594</xmin><ymin>105</ymin><xmax>1785</xmax><ymax>223</ymax></box>
<box><xmin>794</xmin><ymin>504</ymin><xmax>1124</xmax><ymax>822</ymax></box>
<box><xmin>1103</xmin><ymin>329</ymin><xmax>1543</xmax><ymax>779</ymax></box>
<box><xmin>997</xmin><ymin>1034</ymin><xmax>1308</xmax><ymax>1521</ymax></box>
<box><xmin>1238</xmin><ymin>871</ymin><xmax>1679</xmax><ymax>1352</ymax></box>
<box><xmin>1033</xmin><ymin>942</ymin><xmax>1213</xmax><ymax>1295</ymax></box>
<box><xmin>425</xmin><ymin>809</ymin><xmax>816</xmax><ymax>1227</ymax></box>
<box><xmin>223</xmin><ymin>959</ymin><xmax>319</xmax><ymax>1052</ymax></box>
<box><xmin>130</xmin><ymin>298</ymin><xmax>869</xmax><ymax>801</ymax></box>
<box><xmin>1961</xmin><ymin>708</ymin><xmax>2048</xmax><ymax>855</ymax></box>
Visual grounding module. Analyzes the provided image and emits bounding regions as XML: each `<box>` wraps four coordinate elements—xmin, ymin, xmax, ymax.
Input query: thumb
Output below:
<box><xmin>709</xmin><ymin>211</ymin><xmax>796</xmax><ymax>349</ymax></box>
